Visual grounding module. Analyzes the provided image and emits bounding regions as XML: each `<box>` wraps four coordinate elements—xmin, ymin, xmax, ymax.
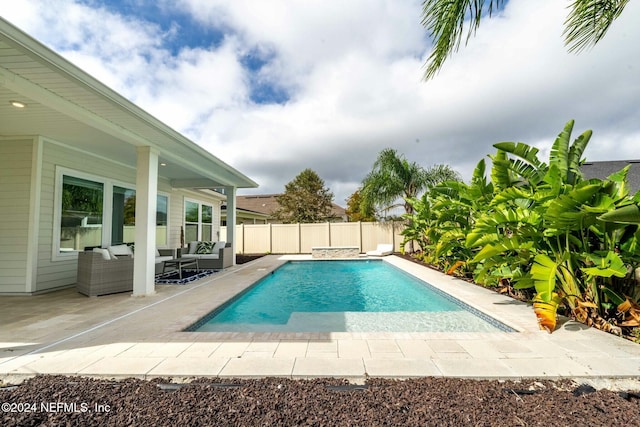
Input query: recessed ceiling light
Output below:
<box><xmin>9</xmin><ymin>100</ymin><xmax>26</xmax><ymax>108</ymax></box>
<box><xmin>160</xmin><ymin>162</ymin><xmax>167</xmax><ymax>166</ymax></box>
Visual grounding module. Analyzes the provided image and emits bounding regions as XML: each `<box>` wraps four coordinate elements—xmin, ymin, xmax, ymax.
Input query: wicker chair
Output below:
<box><xmin>76</xmin><ymin>251</ymin><xmax>134</xmax><ymax>296</ymax></box>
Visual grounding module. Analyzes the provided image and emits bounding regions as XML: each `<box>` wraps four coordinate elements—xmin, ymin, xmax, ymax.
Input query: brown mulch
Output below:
<box><xmin>235</xmin><ymin>254</ymin><xmax>266</xmax><ymax>265</ymax></box>
<box><xmin>2</xmin><ymin>376</ymin><xmax>639</xmax><ymax>426</ymax></box>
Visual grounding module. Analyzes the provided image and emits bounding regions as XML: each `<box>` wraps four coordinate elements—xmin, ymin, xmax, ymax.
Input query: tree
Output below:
<box><xmin>421</xmin><ymin>0</ymin><xmax>630</xmax><ymax>79</ymax></box>
<box><xmin>274</xmin><ymin>169</ymin><xmax>335</xmax><ymax>223</ymax></box>
<box><xmin>361</xmin><ymin>149</ymin><xmax>460</xmax><ymax>252</ymax></box>
<box><xmin>345</xmin><ymin>188</ymin><xmax>376</xmax><ymax>222</ymax></box>
<box><xmin>360</xmin><ymin>148</ymin><xmax>460</xmax><ymax>218</ymax></box>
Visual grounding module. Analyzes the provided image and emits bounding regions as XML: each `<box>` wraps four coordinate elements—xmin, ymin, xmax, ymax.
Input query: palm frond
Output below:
<box><xmin>421</xmin><ymin>0</ymin><xmax>505</xmax><ymax>79</ymax></box>
<box><xmin>564</xmin><ymin>0</ymin><xmax>630</xmax><ymax>53</ymax></box>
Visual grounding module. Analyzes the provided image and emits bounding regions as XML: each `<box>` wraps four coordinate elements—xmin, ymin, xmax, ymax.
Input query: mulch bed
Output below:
<box><xmin>236</xmin><ymin>254</ymin><xmax>266</xmax><ymax>265</ymax></box>
<box><xmin>2</xmin><ymin>376</ymin><xmax>639</xmax><ymax>426</ymax></box>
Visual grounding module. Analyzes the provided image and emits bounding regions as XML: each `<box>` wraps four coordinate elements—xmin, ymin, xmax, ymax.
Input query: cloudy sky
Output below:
<box><xmin>2</xmin><ymin>0</ymin><xmax>639</xmax><ymax>205</ymax></box>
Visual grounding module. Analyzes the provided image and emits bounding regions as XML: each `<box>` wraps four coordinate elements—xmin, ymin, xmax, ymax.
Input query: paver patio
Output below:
<box><xmin>1</xmin><ymin>255</ymin><xmax>639</xmax><ymax>387</ymax></box>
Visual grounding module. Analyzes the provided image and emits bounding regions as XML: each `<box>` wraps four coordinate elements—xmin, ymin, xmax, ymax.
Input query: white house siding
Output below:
<box><xmin>170</xmin><ymin>190</ymin><xmax>224</xmax><ymax>250</ymax></box>
<box><xmin>0</xmin><ymin>138</ymin><xmax>35</xmax><ymax>294</ymax></box>
<box><xmin>34</xmin><ymin>139</ymin><xmax>141</xmax><ymax>292</ymax></box>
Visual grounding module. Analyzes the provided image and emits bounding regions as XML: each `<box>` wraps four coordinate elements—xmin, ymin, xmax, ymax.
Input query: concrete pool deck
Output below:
<box><xmin>1</xmin><ymin>255</ymin><xmax>639</xmax><ymax>387</ymax></box>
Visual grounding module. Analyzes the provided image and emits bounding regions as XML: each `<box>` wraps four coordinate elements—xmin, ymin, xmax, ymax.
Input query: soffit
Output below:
<box><xmin>0</xmin><ymin>20</ymin><xmax>257</xmax><ymax>189</ymax></box>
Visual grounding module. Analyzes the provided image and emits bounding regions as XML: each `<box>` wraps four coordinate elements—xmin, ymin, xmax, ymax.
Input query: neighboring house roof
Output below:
<box><xmin>235</xmin><ymin>194</ymin><xmax>348</xmax><ymax>221</ymax></box>
<box><xmin>581</xmin><ymin>160</ymin><xmax>640</xmax><ymax>193</ymax></box>
<box><xmin>220</xmin><ymin>205</ymin><xmax>270</xmax><ymax>222</ymax></box>
<box><xmin>0</xmin><ymin>17</ymin><xmax>257</xmax><ymax>191</ymax></box>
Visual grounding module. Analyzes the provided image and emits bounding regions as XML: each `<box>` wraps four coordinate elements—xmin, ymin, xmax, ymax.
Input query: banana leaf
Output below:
<box><xmin>530</xmin><ymin>253</ymin><xmax>558</xmax><ymax>300</ymax></box>
<box><xmin>598</xmin><ymin>204</ymin><xmax>640</xmax><ymax>224</ymax></box>
<box><xmin>581</xmin><ymin>251</ymin><xmax>627</xmax><ymax>278</ymax></box>
<box><xmin>533</xmin><ymin>292</ymin><xmax>562</xmax><ymax>333</ymax></box>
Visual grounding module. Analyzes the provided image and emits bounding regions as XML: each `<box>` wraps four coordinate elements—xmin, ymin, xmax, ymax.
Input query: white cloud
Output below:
<box><xmin>2</xmin><ymin>0</ymin><xmax>639</xmax><ymax>204</ymax></box>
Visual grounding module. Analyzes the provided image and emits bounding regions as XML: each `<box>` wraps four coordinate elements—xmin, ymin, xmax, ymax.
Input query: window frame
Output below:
<box><xmin>183</xmin><ymin>198</ymin><xmax>216</xmax><ymax>243</ymax></box>
<box><xmin>52</xmin><ymin>167</ymin><xmax>170</xmax><ymax>261</ymax></box>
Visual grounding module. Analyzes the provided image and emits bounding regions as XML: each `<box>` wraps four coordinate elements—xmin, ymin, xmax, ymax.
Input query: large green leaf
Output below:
<box><xmin>489</xmin><ymin>150</ymin><xmax>512</xmax><ymax>190</ymax></box>
<box><xmin>493</xmin><ymin>141</ymin><xmax>542</xmax><ymax>166</ymax></box>
<box><xmin>470</xmin><ymin>238</ymin><xmax>533</xmax><ymax>263</ymax></box>
<box><xmin>493</xmin><ymin>141</ymin><xmax>548</xmax><ymax>186</ymax></box>
<box><xmin>598</xmin><ymin>204</ymin><xmax>640</xmax><ymax>224</ymax></box>
<box><xmin>530</xmin><ymin>253</ymin><xmax>559</xmax><ymax>300</ymax></box>
<box><xmin>490</xmin><ymin>187</ymin><xmax>533</xmax><ymax>207</ymax></box>
<box><xmin>566</xmin><ymin>129</ymin><xmax>591</xmax><ymax>185</ymax></box>
<box><xmin>604</xmin><ymin>165</ymin><xmax>630</xmax><ymax>200</ymax></box>
<box><xmin>581</xmin><ymin>251</ymin><xmax>628</xmax><ymax>278</ymax></box>
<box><xmin>549</xmin><ymin>120</ymin><xmax>574</xmax><ymax>182</ymax></box>
<box><xmin>545</xmin><ymin>181</ymin><xmax>602</xmax><ymax>230</ymax></box>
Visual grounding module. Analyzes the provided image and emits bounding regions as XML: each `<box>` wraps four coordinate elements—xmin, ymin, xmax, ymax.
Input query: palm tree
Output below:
<box><xmin>361</xmin><ymin>148</ymin><xmax>460</xmax><ymax>251</ymax></box>
<box><xmin>421</xmin><ymin>0</ymin><xmax>630</xmax><ymax>79</ymax></box>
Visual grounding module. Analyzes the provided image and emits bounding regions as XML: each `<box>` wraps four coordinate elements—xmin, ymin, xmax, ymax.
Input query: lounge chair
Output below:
<box><xmin>366</xmin><ymin>243</ymin><xmax>394</xmax><ymax>257</ymax></box>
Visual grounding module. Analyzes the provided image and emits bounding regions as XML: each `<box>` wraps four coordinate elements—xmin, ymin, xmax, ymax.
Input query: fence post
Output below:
<box><xmin>358</xmin><ymin>221</ymin><xmax>362</xmax><ymax>252</ymax></box>
<box><xmin>241</xmin><ymin>223</ymin><xmax>245</xmax><ymax>254</ymax></box>
<box><xmin>269</xmin><ymin>223</ymin><xmax>272</xmax><ymax>253</ymax></box>
<box><xmin>392</xmin><ymin>221</ymin><xmax>396</xmax><ymax>251</ymax></box>
<box><xmin>327</xmin><ymin>222</ymin><xmax>331</xmax><ymax>246</ymax></box>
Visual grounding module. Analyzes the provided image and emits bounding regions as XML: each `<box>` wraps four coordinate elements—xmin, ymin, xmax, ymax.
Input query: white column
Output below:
<box><xmin>133</xmin><ymin>147</ymin><xmax>158</xmax><ymax>296</ymax></box>
<box><xmin>223</xmin><ymin>186</ymin><xmax>237</xmax><ymax>265</ymax></box>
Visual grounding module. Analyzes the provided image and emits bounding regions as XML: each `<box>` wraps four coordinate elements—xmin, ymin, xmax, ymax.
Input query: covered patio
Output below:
<box><xmin>0</xmin><ymin>17</ymin><xmax>257</xmax><ymax>296</ymax></box>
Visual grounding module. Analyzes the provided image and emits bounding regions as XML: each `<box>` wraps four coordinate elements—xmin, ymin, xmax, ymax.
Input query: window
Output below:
<box><xmin>59</xmin><ymin>176</ymin><xmax>104</xmax><ymax>252</ymax></box>
<box><xmin>111</xmin><ymin>188</ymin><xmax>168</xmax><ymax>246</ymax></box>
<box><xmin>202</xmin><ymin>204</ymin><xmax>213</xmax><ymax>241</ymax></box>
<box><xmin>54</xmin><ymin>168</ymin><xmax>170</xmax><ymax>258</ymax></box>
<box><xmin>156</xmin><ymin>195</ymin><xmax>168</xmax><ymax>246</ymax></box>
<box><xmin>112</xmin><ymin>186</ymin><xmax>135</xmax><ymax>245</ymax></box>
<box><xmin>184</xmin><ymin>200</ymin><xmax>214</xmax><ymax>242</ymax></box>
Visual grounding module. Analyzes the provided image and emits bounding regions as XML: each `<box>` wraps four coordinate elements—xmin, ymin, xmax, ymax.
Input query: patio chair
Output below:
<box><xmin>76</xmin><ymin>250</ymin><xmax>134</xmax><ymax>296</ymax></box>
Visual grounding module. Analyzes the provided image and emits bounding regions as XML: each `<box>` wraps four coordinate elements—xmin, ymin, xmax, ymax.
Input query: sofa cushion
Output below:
<box><xmin>92</xmin><ymin>248</ymin><xmax>111</xmax><ymax>260</ymax></box>
<box><xmin>212</xmin><ymin>241</ymin><xmax>226</xmax><ymax>253</ymax></box>
<box><xmin>108</xmin><ymin>244</ymin><xmax>133</xmax><ymax>258</ymax></box>
<box><xmin>196</xmin><ymin>241</ymin><xmax>215</xmax><ymax>254</ymax></box>
<box><xmin>182</xmin><ymin>253</ymin><xmax>219</xmax><ymax>260</ymax></box>
<box><xmin>188</xmin><ymin>241</ymin><xmax>198</xmax><ymax>254</ymax></box>
<box><xmin>155</xmin><ymin>255</ymin><xmax>173</xmax><ymax>264</ymax></box>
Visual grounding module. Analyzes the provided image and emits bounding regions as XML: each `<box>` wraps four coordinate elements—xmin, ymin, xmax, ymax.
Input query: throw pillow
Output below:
<box><xmin>196</xmin><ymin>241</ymin><xmax>215</xmax><ymax>254</ymax></box>
<box><xmin>212</xmin><ymin>241</ymin><xmax>226</xmax><ymax>253</ymax></box>
<box><xmin>189</xmin><ymin>241</ymin><xmax>199</xmax><ymax>254</ymax></box>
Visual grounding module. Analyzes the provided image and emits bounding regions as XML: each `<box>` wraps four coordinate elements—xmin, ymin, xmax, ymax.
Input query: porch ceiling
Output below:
<box><xmin>0</xmin><ymin>18</ymin><xmax>257</xmax><ymax>190</ymax></box>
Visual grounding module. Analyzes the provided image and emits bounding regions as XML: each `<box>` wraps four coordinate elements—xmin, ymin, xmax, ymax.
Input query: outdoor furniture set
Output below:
<box><xmin>76</xmin><ymin>241</ymin><xmax>231</xmax><ymax>296</ymax></box>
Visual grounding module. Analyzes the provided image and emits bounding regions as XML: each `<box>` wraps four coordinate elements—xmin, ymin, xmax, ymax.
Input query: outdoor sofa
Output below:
<box><xmin>181</xmin><ymin>241</ymin><xmax>233</xmax><ymax>270</ymax></box>
<box><xmin>76</xmin><ymin>245</ymin><xmax>176</xmax><ymax>296</ymax></box>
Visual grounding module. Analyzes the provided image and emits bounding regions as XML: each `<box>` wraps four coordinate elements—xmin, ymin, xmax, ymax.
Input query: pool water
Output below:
<box><xmin>190</xmin><ymin>260</ymin><xmax>514</xmax><ymax>333</ymax></box>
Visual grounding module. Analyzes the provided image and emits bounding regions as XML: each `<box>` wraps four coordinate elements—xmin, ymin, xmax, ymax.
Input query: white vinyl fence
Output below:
<box><xmin>220</xmin><ymin>222</ymin><xmax>406</xmax><ymax>254</ymax></box>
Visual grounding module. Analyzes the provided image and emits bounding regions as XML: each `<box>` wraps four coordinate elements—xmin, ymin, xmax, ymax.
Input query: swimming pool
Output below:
<box><xmin>189</xmin><ymin>260</ymin><xmax>514</xmax><ymax>333</ymax></box>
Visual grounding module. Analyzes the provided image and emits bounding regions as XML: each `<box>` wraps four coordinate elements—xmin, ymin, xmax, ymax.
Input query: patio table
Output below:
<box><xmin>162</xmin><ymin>258</ymin><xmax>198</xmax><ymax>279</ymax></box>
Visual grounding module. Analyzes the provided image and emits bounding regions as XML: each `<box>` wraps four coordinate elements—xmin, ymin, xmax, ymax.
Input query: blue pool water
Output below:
<box><xmin>190</xmin><ymin>260</ymin><xmax>514</xmax><ymax>333</ymax></box>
